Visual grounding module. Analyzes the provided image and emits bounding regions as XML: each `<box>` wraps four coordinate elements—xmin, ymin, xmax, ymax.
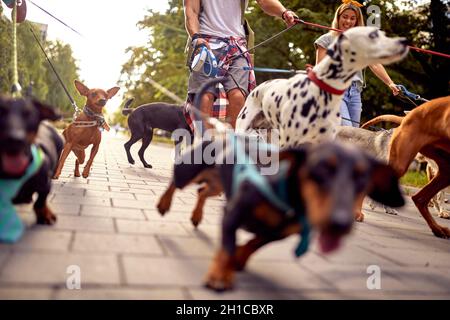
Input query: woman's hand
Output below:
<box><xmin>389</xmin><ymin>83</ymin><xmax>400</xmax><ymax>96</ymax></box>
<box><xmin>282</xmin><ymin>10</ymin><xmax>299</xmax><ymax>27</ymax></box>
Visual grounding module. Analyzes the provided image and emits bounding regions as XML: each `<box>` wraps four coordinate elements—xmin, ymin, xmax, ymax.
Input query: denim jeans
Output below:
<box><xmin>340</xmin><ymin>82</ymin><xmax>363</xmax><ymax>127</ymax></box>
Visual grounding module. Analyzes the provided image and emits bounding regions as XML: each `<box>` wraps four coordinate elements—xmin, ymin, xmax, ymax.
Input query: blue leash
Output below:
<box><xmin>396</xmin><ymin>85</ymin><xmax>429</xmax><ymax>104</ymax></box>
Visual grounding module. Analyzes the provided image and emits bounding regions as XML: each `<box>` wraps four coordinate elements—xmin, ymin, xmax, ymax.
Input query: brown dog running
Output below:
<box><xmin>53</xmin><ymin>80</ymin><xmax>120</xmax><ymax>179</ymax></box>
<box><xmin>361</xmin><ymin>96</ymin><xmax>450</xmax><ymax>238</ymax></box>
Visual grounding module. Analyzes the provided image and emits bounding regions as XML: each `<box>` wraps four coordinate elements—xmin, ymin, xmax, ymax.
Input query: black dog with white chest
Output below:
<box><xmin>0</xmin><ymin>96</ymin><xmax>63</xmax><ymax>242</ymax></box>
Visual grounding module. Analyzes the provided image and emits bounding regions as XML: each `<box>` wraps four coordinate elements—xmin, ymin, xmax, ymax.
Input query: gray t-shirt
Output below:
<box><xmin>314</xmin><ymin>32</ymin><xmax>365</xmax><ymax>88</ymax></box>
<box><xmin>199</xmin><ymin>0</ymin><xmax>247</xmax><ymax>39</ymax></box>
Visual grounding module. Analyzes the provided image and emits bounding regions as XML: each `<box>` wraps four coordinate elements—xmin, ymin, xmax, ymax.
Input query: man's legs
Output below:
<box><xmin>200</xmin><ymin>92</ymin><xmax>215</xmax><ymax>130</ymax></box>
<box><xmin>227</xmin><ymin>88</ymin><xmax>246</xmax><ymax>129</ymax></box>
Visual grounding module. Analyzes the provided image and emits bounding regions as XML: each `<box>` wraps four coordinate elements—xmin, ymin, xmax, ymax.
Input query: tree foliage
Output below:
<box><xmin>0</xmin><ymin>6</ymin><xmax>83</xmax><ymax>117</ymax></box>
<box><xmin>119</xmin><ymin>0</ymin><xmax>449</xmax><ymax>125</ymax></box>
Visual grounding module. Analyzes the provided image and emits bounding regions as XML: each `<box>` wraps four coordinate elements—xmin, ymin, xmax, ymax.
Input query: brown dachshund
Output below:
<box><xmin>53</xmin><ymin>80</ymin><xmax>119</xmax><ymax>179</ymax></box>
<box><xmin>362</xmin><ymin>96</ymin><xmax>450</xmax><ymax>238</ymax></box>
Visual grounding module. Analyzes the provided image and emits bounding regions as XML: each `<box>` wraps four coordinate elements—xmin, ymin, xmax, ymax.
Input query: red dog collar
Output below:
<box><xmin>307</xmin><ymin>69</ymin><xmax>346</xmax><ymax>95</ymax></box>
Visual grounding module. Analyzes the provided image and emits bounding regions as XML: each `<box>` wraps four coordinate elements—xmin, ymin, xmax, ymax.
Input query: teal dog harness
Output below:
<box><xmin>230</xmin><ymin>134</ymin><xmax>311</xmax><ymax>257</ymax></box>
<box><xmin>0</xmin><ymin>145</ymin><xmax>44</xmax><ymax>243</ymax></box>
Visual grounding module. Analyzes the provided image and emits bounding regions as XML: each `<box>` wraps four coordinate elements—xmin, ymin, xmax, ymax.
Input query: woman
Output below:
<box><xmin>314</xmin><ymin>0</ymin><xmax>400</xmax><ymax>127</ymax></box>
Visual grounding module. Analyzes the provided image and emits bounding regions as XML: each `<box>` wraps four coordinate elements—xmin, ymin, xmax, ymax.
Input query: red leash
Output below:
<box><xmin>295</xmin><ymin>19</ymin><xmax>450</xmax><ymax>59</ymax></box>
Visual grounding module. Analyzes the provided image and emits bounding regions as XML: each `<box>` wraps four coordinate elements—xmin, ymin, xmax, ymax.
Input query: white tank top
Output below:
<box><xmin>199</xmin><ymin>0</ymin><xmax>247</xmax><ymax>38</ymax></box>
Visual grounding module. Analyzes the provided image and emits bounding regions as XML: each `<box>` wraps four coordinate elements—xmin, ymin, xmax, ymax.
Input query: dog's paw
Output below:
<box><xmin>205</xmin><ymin>250</ymin><xmax>235</xmax><ymax>292</ymax></box>
<box><xmin>438</xmin><ymin>211</ymin><xmax>450</xmax><ymax>220</ymax></box>
<box><xmin>35</xmin><ymin>207</ymin><xmax>57</xmax><ymax>225</ymax></box>
<box><xmin>74</xmin><ymin>171</ymin><xmax>81</xmax><ymax>178</ymax></box>
<box><xmin>431</xmin><ymin>224</ymin><xmax>450</xmax><ymax>239</ymax></box>
<box><xmin>52</xmin><ymin>175</ymin><xmax>59</xmax><ymax>180</ymax></box>
<box><xmin>204</xmin><ymin>270</ymin><xmax>234</xmax><ymax>292</ymax></box>
<box><xmin>157</xmin><ymin>199</ymin><xmax>170</xmax><ymax>215</ymax></box>
<box><xmin>191</xmin><ymin>210</ymin><xmax>203</xmax><ymax>228</ymax></box>
<box><xmin>385</xmin><ymin>207</ymin><xmax>398</xmax><ymax>215</ymax></box>
<box><xmin>355</xmin><ymin>212</ymin><xmax>365</xmax><ymax>223</ymax></box>
<box><xmin>143</xmin><ymin>164</ymin><xmax>153</xmax><ymax>169</ymax></box>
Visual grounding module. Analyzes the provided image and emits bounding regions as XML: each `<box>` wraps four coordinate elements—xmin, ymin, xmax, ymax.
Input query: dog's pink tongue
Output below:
<box><xmin>319</xmin><ymin>232</ymin><xmax>341</xmax><ymax>254</ymax></box>
<box><xmin>2</xmin><ymin>153</ymin><xmax>29</xmax><ymax>176</ymax></box>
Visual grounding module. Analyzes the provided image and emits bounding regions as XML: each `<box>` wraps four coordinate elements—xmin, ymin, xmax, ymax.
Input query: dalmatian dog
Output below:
<box><xmin>236</xmin><ymin>26</ymin><xmax>409</xmax><ymax>148</ymax></box>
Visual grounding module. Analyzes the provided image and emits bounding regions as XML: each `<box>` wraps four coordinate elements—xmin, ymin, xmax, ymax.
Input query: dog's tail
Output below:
<box><xmin>361</xmin><ymin>115</ymin><xmax>404</xmax><ymax>129</ymax></box>
<box><xmin>121</xmin><ymin>98</ymin><xmax>135</xmax><ymax>116</ymax></box>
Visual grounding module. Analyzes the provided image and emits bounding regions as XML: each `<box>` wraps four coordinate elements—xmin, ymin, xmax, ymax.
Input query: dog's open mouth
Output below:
<box><xmin>318</xmin><ymin>231</ymin><xmax>343</xmax><ymax>254</ymax></box>
<box><xmin>1</xmin><ymin>152</ymin><xmax>30</xmax><ymax>176</ymax></box>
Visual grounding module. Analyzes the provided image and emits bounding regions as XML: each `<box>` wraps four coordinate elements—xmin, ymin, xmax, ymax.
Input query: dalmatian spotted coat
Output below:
<box><xmin>236</xmin><ymin>27</ymin><xmax>409</xmax><ymax>148</ymax></box>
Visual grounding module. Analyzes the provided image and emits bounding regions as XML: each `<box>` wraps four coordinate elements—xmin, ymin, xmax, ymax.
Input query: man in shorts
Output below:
<box><xmin>184</xmin><ymin>0</ymin><xmax>298</xmax><ymax>128</ymax></box>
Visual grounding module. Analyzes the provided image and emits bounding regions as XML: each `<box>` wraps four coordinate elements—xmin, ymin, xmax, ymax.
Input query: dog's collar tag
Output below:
<box><xmin>0</xmin><ymin>145</ymin><xmax>44</xmax><ymax>243</ymax></box>
<box><xmin>307</xmin><ymin>70</ymin><xmax>346</xmax><ymax>95</ymax></box>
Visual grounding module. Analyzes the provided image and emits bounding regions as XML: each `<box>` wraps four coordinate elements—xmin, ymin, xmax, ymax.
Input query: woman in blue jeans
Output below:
<box><xmin>314</xmin><ymin>0</ymin><xmax>400</xmax><ymax>127</ymax></box>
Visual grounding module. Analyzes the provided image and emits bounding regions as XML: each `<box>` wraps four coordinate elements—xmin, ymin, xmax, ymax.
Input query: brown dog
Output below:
<box><xmin>361</xmin><ymin>96</ymin><xmax>450</xmax><ymax>238</ymax></box>
<box><xmin>53</xmin><ymin>80</ymin><xmax>120</xmax><ymax>179</ymax></box>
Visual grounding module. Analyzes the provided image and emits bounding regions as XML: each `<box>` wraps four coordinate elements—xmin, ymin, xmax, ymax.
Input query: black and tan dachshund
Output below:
<box><xmin>159</xmin><ymin>138</ymin><xmax>405</xmax><ymax>291</ymax></box>
<box><xmin>0</xmin><ymin>96</ymin><xmax>63</xmax><ymax>237</ymax></box>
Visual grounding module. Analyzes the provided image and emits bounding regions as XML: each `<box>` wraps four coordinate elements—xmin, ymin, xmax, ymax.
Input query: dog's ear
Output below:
<box><xmin>107</xmin><ymin>87</ymin><xmax>120</xmax><ymax>99</ymax></box>
<box><xmin>279</xmin><ymin>144</ymin><xmax>310</xmax><ymax>173</ymax></box>
<box><xmin>367</xmin><ymin>159</ymin><xmax>405</xmax><ymax>208</ymax></box>
<box><xmin>74</xmin><ymin>80</ymin><xmax>90</xmax><ymax>96</ymax></box>
<box><xmin>32</xmin><ymin>99</ymin><xmax>62</xmax><ymax>122</ymax></box>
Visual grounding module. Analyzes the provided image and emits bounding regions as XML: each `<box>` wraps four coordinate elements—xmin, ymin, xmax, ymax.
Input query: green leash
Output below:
<box><xmin>0</xmin><ymin>145</ymin><xmax>44</xmax><ymax>243</ymax></box>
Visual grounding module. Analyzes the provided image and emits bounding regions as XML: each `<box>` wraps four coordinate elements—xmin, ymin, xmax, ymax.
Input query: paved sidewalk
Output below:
<box><xmin>0</xmin><ymin>133</ymin><xmax>449</xmax><ymax>300</ymax></box>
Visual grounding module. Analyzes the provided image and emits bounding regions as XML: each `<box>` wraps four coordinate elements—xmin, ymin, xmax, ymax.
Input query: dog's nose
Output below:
<box><xmin>97</xmin><ymin>99</ymin><xmax>107</xmax><ymax>107</ymax></box>
<box><xmin>329</xmin><ymin>209</ymin><xmax>353</xmax><ymax>234</ymax></box>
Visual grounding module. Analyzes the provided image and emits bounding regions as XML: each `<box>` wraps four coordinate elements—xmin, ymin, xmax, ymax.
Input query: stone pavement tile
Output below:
<box><xmin>134</xmin><ymin>193</ymin><xmax>165</xmax><ymax>201</ymax></box>
<box><xmin>300</xmin><ymin>263</ymin><xmax>407</xmax><ymax>292</ymax></box>
<box><xmin>110</xmin><ymin>186</ymin><xmax>156</xmax><ymax>196</ymax></box>
<box><xmin>127</xmin><ymin>183</ymin><xmax>155</xmax><ymax>190</ymax></box>
<box><xmin>0</xmin><ymin>287</ymin><xmax>53</xmax><ymax>299</ymax></box>
<box><xmin>380</xmin><ymin>266</ymin><xmax>450</xmax><ymax>294</ymax></box>
<box><xmin>89</xmin><ymin>180</ymin><xmax>129</xmax><ymax>188</ymax></box>
<box><xmin>55</xmin><ymin>288</ymin><xmax>185</xmax><ymax>300</ymax></box>
<box><xmin>73</xmin><ymin>232</ymin><xmax>163</xmax><ymax>255</ymax></box>
<box><xmin>313</xmin><ymin>242</ymin><xmax>399</xmax><ymax>267</ymax></box>
<box><xmin>123</xmin><ymin>256</ymin><xmax>209</xmax><ymax>286</ymax></box>
<box><xmin>182</xmin><ymin>223</ymin><xmax>221</xmax><ymax>240</ymax></box>
<box><xmin>363</xmin><ymin>246</ymin><xmax>450</xmax><ymax>268</ymax></box>
<box><xmin>113</xmin><ymin>198</ymin><xmax>154</xmax><ymax>210</ymax></box>
<box><xmin>234</xmin><ymin>260</ymin><xmax>333</xmax><ymax>291</ymax></box>
<box><xmin>0</xmin><ymin>253</ymin><xmax>120</xmax><ymax>285</ymax></box>
<box><xmin>53</xmin><ymin>215</ymin><xmax>115</xmax><ymax>233</ymax></box>
<box><xmin>52</xmin><ymin>186</ymin><xmax>85</xmax><ymax>197</ymax></box>
<box><xmin>84</xmin><ymin>190</ymin><xmax>136</xmax><ymax>200</ymax></box>
<box><xmin>158</xmin><ymin>236</ymin><xmax>216</xmax><ymax>258</ymax></box>
<box><xmin>52</xmin><ymin>195</ymin><xmax>111</xmax><ymax>207</ymax></box>
<box><xmin>82</xmin><ymin>206</ymin><xmax>145</xmax><ymax>220</ymax></box>
<box><xmin>87</xmin><ymin>177</ymin><xmax>109</xmax><ymax>182</ymax></box>
<box><xmin>48</xmin><ymin>203</ymin><xmax>81</xmax><ymax>216</ymax></box>
<box><xmin>144</xmin><ymin>210</ymin><xmax>191</xmax><ymax>223</ymax></box>
<box><xmin>354</xmin><ymin>229</ymin><xmax>450</xmax><ymax>253</ymax></box>
<box><xmin>117</xmin><ymin>220</ymin><xmax>190</xmax><ymax>236</ymax></box>
<box><xmin>63</xmin><ymin>183</ymin><xmax>110</xmax><ymax>191</ymax></box>
<box><xmin>6</xmin><ymin>230</ymin><xmax>72</xmax><ymax>252</ymax></box>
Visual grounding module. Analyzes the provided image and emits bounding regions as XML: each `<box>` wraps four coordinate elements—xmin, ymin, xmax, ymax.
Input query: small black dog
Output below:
<box><xmin>122</xmin><ymin>99</ymin><xmax>193</xmax><ymax>168</ymax></box>
<box><xmin>0</xmin><ymin>96</ymin><xmax>63</xmax><ymax>242</ymax></box>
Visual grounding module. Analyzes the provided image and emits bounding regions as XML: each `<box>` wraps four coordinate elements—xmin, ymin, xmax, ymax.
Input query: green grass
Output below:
<box><xmin>401</xmin><ymin>171</ymin><xmax>428</xmax><ymax>189</ymax></box>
